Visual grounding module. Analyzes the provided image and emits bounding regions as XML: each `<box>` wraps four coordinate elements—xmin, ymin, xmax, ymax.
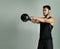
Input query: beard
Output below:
<box><xmin>43</xmin><ymin>13</ymin><xmax>49</xmax><ymax>18</ymax></box>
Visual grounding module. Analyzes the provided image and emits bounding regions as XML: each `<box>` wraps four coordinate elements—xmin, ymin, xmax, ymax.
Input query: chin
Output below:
<box><xmin>44</xmin><ymin>14</ymin><xmax>46</xmax><ymax>16</ymax></box>
<box><xmin>43</xmin><ymin>14</ymin><xmax>47</xmax><ymax>16</ymax></box>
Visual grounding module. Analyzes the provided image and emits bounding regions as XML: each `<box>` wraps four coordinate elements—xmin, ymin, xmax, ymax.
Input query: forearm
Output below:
<box><xmin>35</xmin><ymin>17</ymin><xmax>45</xmax><ymax>23</ymax></box>
<box><xmin>31</xmin><ymin>17</ymin><xmax>45</xmax><ymax>23</ymax></box>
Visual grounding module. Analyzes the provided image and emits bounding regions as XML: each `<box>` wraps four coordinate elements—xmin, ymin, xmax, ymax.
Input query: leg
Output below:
<box><xmin>45</xmin><ymin>40</ymin><xmax>53</xmax><ymax>49</ymax></box>
<box><xmin>37</xmin><ymin>40</ymin><xmax>44</xmax><ymax>49</ymax></box>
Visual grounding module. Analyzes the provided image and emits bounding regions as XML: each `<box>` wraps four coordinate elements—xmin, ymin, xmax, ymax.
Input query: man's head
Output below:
<box><xmin>43</xmin><ymin>5</ymin><xmax>51</xmax><ymax>17</ymax></box>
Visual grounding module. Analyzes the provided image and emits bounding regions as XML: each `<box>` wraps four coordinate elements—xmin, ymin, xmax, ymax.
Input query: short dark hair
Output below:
<box><xmin>43</xmin><ymin>5</ymin><xmax>51</xmax><ymax>10</ymax></box>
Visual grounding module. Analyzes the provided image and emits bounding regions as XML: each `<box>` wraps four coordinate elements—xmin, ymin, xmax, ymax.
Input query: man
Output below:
<box><xmin>31</xmin><ymin>5</ymin><xmax>55</xmax><ymax>49</ymax></box>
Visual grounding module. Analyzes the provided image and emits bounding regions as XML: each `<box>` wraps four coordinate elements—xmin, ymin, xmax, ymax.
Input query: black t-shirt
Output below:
<box><xmin>40</xmin><ymin>17</ymin><xmax>53</xmax><ymax>40</ymax></box>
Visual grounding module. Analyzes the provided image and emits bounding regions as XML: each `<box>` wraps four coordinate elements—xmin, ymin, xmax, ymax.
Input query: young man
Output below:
<box><xmin>31</xmin><ymin>5</ymin><xmax>55</xmax><ymax>49</ymax></box>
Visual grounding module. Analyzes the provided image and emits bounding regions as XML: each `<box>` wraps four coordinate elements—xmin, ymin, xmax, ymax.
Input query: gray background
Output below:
<box><xmin>0</xmin><ymin>0</ymin><xmax>60</xmax><ymax>49</ymax></box>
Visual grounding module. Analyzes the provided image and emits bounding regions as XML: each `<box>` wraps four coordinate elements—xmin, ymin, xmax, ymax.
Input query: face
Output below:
<box><xmin>43</xmin><ymin>8</ymin><xmax>50</xmax><ymax>17</ymax></box>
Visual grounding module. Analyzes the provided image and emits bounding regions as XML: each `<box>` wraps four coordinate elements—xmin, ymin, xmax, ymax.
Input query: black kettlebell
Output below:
<box><xmin>21</xmin><ymin>13</ymin><xmax>31</xmax><ymax>22</ymax></box>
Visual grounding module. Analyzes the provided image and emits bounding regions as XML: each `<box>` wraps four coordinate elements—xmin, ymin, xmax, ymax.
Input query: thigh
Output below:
<box><xmin>45</xmin><ymin>40</ymin><xmax>53</xmax><ymax>49</ymax></box>
<box><xmin>37</xmin><ymin>40</ymin><xmax>44</xmax><ymax>49</ymax></box>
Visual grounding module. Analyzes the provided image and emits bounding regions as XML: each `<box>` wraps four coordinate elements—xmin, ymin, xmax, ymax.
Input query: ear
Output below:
<box><xmin>49</xmin><ymin>10</ymin><xmax>50</xmax><ymax>12</ymax></box>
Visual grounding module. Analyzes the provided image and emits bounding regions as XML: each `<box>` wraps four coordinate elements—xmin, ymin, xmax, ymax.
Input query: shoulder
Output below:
<box><xmin>50</xmin><ymin>17</ymin><xmax>55</xmax><ymax>22</ymax></box>
<box><xmin>49</xmin><ymin>17</ymin><xmax>55</xmax><ymax>26</ymax></box>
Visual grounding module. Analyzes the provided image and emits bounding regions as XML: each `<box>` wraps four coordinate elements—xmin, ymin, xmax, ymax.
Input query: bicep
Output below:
<box><xmin>37</xmin><ymin>18</ymin><xmax>46</xmax><ymax>23</ymax></box>
<box><xmin>45</xmin><ymin>18</ymin><xmax>55</xmax><ymax>24</ymax></box>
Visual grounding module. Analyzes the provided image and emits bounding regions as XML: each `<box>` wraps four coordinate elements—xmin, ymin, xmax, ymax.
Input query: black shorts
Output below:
<box><xmin>37</xmin><ymin>39</ymin><xmax>53</xmax><ymax>49</ymax></box>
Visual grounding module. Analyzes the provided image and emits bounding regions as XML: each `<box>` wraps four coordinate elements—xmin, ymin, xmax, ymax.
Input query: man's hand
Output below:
<box><xmin>31</xmin><ymin>17</ymin><xmax>40</xmax><ymax>23</ymax></box>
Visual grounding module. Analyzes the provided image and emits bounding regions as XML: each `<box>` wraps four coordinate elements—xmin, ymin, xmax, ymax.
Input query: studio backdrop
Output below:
<box><xmin>0</xmin><ymin>0</ymin><xmax>60</xmax><ymax>49</ymax></box>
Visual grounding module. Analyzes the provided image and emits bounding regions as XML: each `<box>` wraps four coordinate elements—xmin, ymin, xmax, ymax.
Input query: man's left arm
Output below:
<box><xmin>31</xmin><ymin>17</ymin><xmax>55</xmax><ymax>26</ymax></box>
